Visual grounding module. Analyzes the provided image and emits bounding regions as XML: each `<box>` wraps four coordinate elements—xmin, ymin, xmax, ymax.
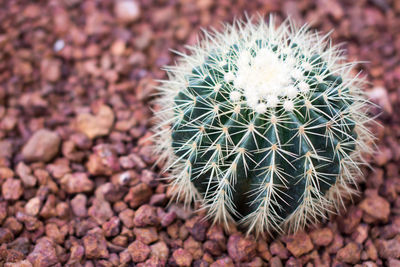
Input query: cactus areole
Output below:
<box><xmin>154</xmin><ymin>17</ymin><xmax>372</xmax><ymax>236</ymax></box>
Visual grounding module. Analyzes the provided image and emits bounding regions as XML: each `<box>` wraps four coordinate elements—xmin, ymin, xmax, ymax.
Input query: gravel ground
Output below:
<box><xmin>0</xmin><ymin>0</ymin><xmax>399</xmax><ymax>266</ymax></box>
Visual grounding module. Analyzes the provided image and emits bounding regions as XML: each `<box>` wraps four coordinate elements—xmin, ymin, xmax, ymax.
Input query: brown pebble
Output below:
<box><xmin>0</xmin><ymin>227</ymin><xmax>14</xmax><ymax>243</ymax></box>
<box><xmin>210</xmin><ymin>256</ymin><xmax>234</xmax><ymax>267</ymax></box>
<box><xmin>102</xmin><ymin>216</ymin><xmax>121</xmax><ymax>237</ymax></box>
<box><xmin>16</xmin><ymin>162</ymin><xmax>37</xmax><ymax>187</ymax></box>
<box><xmin>375</xmin><ymin>236</ymin><xmax>400</xmax><ymax>259</ymax></box>
<box><xmin>359</xmin><ymin>195</ymin><xmax>390</xmax><ymax>223</ymax></box>
<box><xmin>173</xmin><ymin>248</ymin><xmax>193</xmax><ymax>267</ymax></box>
<box><xmin>227</xmin><ymin>233</ymin><xmax>257</xmax><ymax>262</ymax></box>
<box><xmin>83</xmin><ymin>229</ymin><xmax>109</xmax><ymax>259</ymax></box>
<box><xmin>124</xmin><ymin>183</ymin><xmax>152</xmax><ymax>208</ymax></box>
<box><xmin>27</xmin><ymin>238</ymin><xmax>58</xmax><ymax>267</ymax></box>
<box><xmin>133</xmin><ymin>227</ymin><xmax>158</xmax><ymax>244</ymax></box>
<box><xmin>88</xmin><ymin>198</ymin><xmax>113</xmax><ymax>225</ymax></box>
<box><xmin>336</xmin><ymin>242</ymin><xmax>361</xmax><ymax>264</ymax></box>
<box><xmin>71</xmin><ymin>194</ymin><xmax>88</xmax><ymax>217</ymax></box>
<box><xmin>283</xmin><ymin>232</ymin><xmax>314</xmax><ymax>257</ymax></box>
<box><xmin>133</xmin><ymin>204</ymin><xmax>159</xmax><ymax>227</ymax></box>
<box><xmin>77</xmin><ymin>105</ymin><xmax>114</xmax><ymax>139</ymax></box>
<box><xmin>114</xmin><ymin>0</ymin><xmax>141</xmax><ymax>23</ymax></box>
<box><xmin>310</xmin><ymin>227</ymin><xmax>333</xmax><ymax>246</ymax></box>
<box><xmin>184</xmin><ymin>236</ymin><xmax>203</xmax><ymax>260</ymax></box>
<box><xmin>128</xmin><ymin>240</ymin><xmax>151</xmax><ymax>262</ymax></box>
<box><xmin>25</xmin><ymin>197</ymin><xmax>41</xmax><ymax>216</ymax></box>
<box><xmin>150</xmin><ymin>241</ymin><xmax>169</xmax><ymax>263</ymax></box>
<box><xmin>2</xmin><ymin>178</ymin><xmax>23</xmax><ymax>200</ymax></box>
<box><xmin>22</xmin><ymin>129</ymin><xmax>61</xmax><ymax>162</ymax></box>
<box><xmin>119</xmin><ymin>209</ymin><xmax>135</xmax><ymax>228</ymax></box>
<box><xmin>61</xmin><ymin>172</ymin><xmax>94</xmax><ymax>194</ymax></box>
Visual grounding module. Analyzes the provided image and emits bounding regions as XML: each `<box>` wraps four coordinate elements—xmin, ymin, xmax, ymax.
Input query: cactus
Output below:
<box><xmin>153</xmin><ymin>17</ymin><xmax>373</xmax><ymax>236</ymax></box>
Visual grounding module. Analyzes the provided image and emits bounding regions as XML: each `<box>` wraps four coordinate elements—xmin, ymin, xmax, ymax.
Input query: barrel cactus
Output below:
<box><xmin>153</xmin><ymin>17</ymin><xmax>373</xmax><ymax>236</ymax></box>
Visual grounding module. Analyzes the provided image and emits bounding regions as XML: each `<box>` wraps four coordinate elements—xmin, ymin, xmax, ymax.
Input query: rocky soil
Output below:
<box><xmin>0</xmin><ymin>0</ymin><xmax>399</xmax><ymax>266</ymax></box>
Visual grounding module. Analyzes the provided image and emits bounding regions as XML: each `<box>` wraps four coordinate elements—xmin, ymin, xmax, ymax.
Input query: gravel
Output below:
<box><xmin>0</xmin><ymin>0</ymin><xmax>399</xmax><ymax>266</ymax></box>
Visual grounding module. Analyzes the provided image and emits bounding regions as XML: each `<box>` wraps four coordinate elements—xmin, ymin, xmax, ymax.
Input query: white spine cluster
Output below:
<box><xmin>152</xmin><ymin>16</ymin><xmax>374</xmax><ymax>236</ymax></box>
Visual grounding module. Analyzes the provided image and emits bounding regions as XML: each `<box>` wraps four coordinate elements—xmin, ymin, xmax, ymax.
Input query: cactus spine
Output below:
<box><xmin>153</xmin><ymin>17</ymin><xmax>373</xmax><ymax>236</ymax></box>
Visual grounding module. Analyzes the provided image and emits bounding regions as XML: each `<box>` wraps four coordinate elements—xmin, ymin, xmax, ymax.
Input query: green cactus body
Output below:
<box><xmin>155</xmin><ymin>18</ymin><xmax>372</xmax><ymax>235</ymax></box>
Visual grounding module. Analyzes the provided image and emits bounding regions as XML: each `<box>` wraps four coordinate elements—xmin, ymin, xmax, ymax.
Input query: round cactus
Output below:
<box><xmin>153</xmin><ymin>17</ymin><xmax>373</xmax><ymax>236</ymax></box>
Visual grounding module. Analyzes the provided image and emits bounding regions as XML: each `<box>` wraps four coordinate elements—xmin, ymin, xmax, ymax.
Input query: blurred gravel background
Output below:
<box><xmin>0</xmin><ymin>0</ymin><xmax>399</xmax><ymax>266</ymax></box>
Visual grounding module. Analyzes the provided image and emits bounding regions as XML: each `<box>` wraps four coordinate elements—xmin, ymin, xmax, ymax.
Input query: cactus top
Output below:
<box><xmin>154</xmin><ymin>17</ymin><xmax>373</xmax><ymax>236</ymax></box>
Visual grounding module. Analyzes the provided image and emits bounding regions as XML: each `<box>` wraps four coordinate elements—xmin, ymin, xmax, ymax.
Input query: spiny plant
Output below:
<box><xmin>153</xmin><ymin>16</ymin><xmax>374</xmax><ymax>236</ymax></box>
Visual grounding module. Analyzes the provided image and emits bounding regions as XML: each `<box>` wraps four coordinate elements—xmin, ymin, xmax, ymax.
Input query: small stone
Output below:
<box><xmin>88</xmin><ymin>198</ymin><xmax>114</xmax><ymax>225</ymax></box>
<box><xmin>284</xmin><ymin>257</ymin><xmax>302</xmax><ymax>267</ymax></box>
<box><xmin>150</xmin><ymin>193</ymin><xmax>167</xmax><ymax>206</ymax></box>
<box><xmin>133</xmin><ymin>227</ymin><xmax>158</xmax><ymax>244</ymax></box>
<box><xmin>336</xmin><ymin>242</ymin><xmax>361</xmax><ymax>264</ymax></box>
<box><xmin>227</xmin><ymin>234</ymin><xmax>257</xmax><ymax>262</ymax></box>
<box><xmin>140</xmin><ymin>170</ymin><xmax>159</xmax><ymax>187</ymax></box>
<box><xmin>160</xmin><ymin>211</ymin><xmax>176</xmax><ymax>227</ymax></box>
<box><xmin>269</xmin><ymin>257</ymin><xmax>283</xmax><ymax>267</ymax></box>
<box><xmin>0</xmin><ymin>140</ymin><xmax>12</xmax><ymax>158</ymax></box>
<box><xmin>368</xmin><ymin>86</ymin><xmax>393</xmax><ymax>115</ymax></box>
<box><xmin>27</xmin><ymin>238</ymin><xmax>58</xmax><ymax>267</ymax></box>
<box><xmin>376</xmin><ymin>236</ymin><xmax>400</xmax><ymax>259</ymax></box>
<box><xmin>40</xmin><ymin>58</ymin><xmax>62</xmax><ymax>82</ymax></box>
<box><xmin>68</xmin><ymin>245</ymin><xmax>84</xmax><ymax>265</ymax></box>
<box><xmin>124</xmin><ymin>183</ymin><xmax>152</xmax><ymax>208</ymax></box>
<box><xmin>133</xmin><ymin>204</ymin><xmax>158</xmax><ymax>227</ymax></box>
<box><xmin>359</xmin><ymin>195</ymin><xmax>390</xmax><ymax>223</ymax></box>
<box><xmin>61</xmin><ymin>172</ymin><xmax>94</xmax><ymax>193</ymax></box>
<box><xmin>16</xmin><ymin>162</ymin><xmax>36</xmax><ymax>187</ymax></box>
<box><xmin>114</xmin><ymin>0</ymin><xmax>141</xmax><ymax>23</ymax></box>
<box><xmin>77</xmin><ymin>105</ymin><xmax>114</xmax><ymax>139</ymax></box>
<box><xmin>210</xmin><ymin>257</ymin><xmax>234</xmax><ymax>267</ymax></box>
<box><xmin>0</xmin><ymin>167</ymin><xmax>14</xmax><ymax>179</ymax></box>
<box><xmin>283</xmin><ymin>232</ymin><xmax>314</xmax><ymax>257</ymax></box>
<box><xmin>8</xmin><ymin>237</ymin><xmax>30</xmax><ymax>255</ymax></box>
<box><xmin>388</xmin><ymin>259</ymin><xmax>400</xmax><ymax>267</ymax></box>
<box><xmin>25</xmin><ymin>197</ymin><xmax>41</xmax><ymax>216</ymax></box>
<box><xmin>0</xmin><ymin>202</ymin><xmax>7</xmax><ymax>223</ymax></box>
<box><xmin>365</xmin><ymin>239</ymin><xmax>378</xmax><ymax>261</ymax></box>
<box><xmin>203</xmin><ymin>240</ymin><xmax>222</xmax><ymax>257</ymax></box>
<box><xmin>185</xmin><ymin>216</ymin><xmax>209</xmax><ymax>242</ymax></box>
<box><xmin>87</xmin><ymin>144</ymin><xmax>120</xmax><ymax>175</ymax></box>
<box><xmin>257</xmin><ymin>240</ymin><xmax>272</xmax><ymax>262</ymax></box>
<box><xmin>173</xmin><ymin>248</ymin><xmax>193</xmax><ymax>267</ymax></box>
<box><xmin>310</xmin><ymin>228</ymin><xmax>333</xmax><ymax>246</ymax></box>
<box><xmin>95</xmin><ymin>182</ymin><xmax>123</xmax><ymax>202</ymax></box>
<box><xmin>71</xmin><ymin>194</ymin><xmax>87</xmax><ymax>217</ymax></box>
<box><xmin>45</xmin><ymin>223</ymin><xmax>65</xmax><ymax>244</ymax></box>
<box><xmin>5</xmin><ymin>260</ymin><xmax>33</xmax><ymax>267</ymax></box>
<box><xmin>338</xmin><ymin>206</ymin><xmax>363</xmax><ymax>234</ymax></box>
<box><xmin>2</xmin><ymin>178</ymin><xmax>23</xmax><ymax>200</ymax></box>
<box><xmin>128</xmin><ymin>240</ymin><xmax>150</xmax><ymax>262</ymax></box>
<box><xmin>111</xmin><ymin>40</ymin><xmax>126</xmax><ymax>56</ymax></box>
<box><xmin>102</xmin><ymin>216</ymin><xmax>120</xmax><ymax>237</ymax></box>
<box><xmin>119</xmin><ymin>249</ymin><xmax>131</xmax><ymax>264</ymax></box>
<box><xmin>351</xmin><ymin>224</ymin><xmax>369</xmax><ymax>244</ymax></box>
<box><xmin>83</xmin><ymin>229</ymin><xmax>109</xmax><ymax>259</ymax></box>
<box><xmin>184</xmin><ymin>236</ymin><xmax>203</xmax><ymax>260</ymax></box>
<box><xmin>150</xmin><ymin>241</ymin><xmax>169</xmax><ymax>263</ymax></box>
<box><xmin>22</xmin><ymin>129</ymin><xmax>61</xmax><ymax>162</ymax></box>
<box><xmin>119</xmin><ymin>209</ymin><xmax>135</xmax><ymax>228</ymax></box>
<box><xmin>0</xmin><ymin>227</ymin><xmax>14</xmax><ymax>243</ymax></box>
<box><xmin>270</xmin><ymin>240</ymin><xmax>290</xmax><ymax>259</ymax></box>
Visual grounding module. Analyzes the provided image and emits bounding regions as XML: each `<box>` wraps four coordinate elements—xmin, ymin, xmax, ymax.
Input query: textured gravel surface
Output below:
<box><xmin>0</xmin><ymin>0</ymin><xmax>399</xmax><ymax>266</ymax></box>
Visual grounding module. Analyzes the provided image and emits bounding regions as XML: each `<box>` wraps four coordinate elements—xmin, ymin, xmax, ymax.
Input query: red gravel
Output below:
<box><xmin>0</xmin><ymin>0</ymin><xmax>399</xmax><ymax>266</ymax></box>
